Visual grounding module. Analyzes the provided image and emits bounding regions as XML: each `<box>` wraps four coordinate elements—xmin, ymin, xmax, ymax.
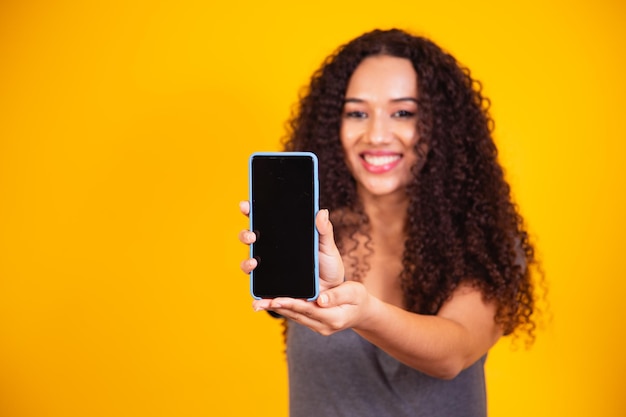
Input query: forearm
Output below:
<box><xmin>354</xmin><ymin>295</ymin><xmax>500</xmax><ymax>379</ymax></box>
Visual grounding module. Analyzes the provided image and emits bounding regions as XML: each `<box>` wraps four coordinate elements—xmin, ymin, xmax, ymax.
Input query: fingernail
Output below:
<box><xmin>254</xmin><ymin>306</ymin><xmax>266</xmax><ymax>312</ymax></box>
<box><xmin>319</xmin><ymin>294</ymin><xmax>328</xmax><ymax>305</ymax></box>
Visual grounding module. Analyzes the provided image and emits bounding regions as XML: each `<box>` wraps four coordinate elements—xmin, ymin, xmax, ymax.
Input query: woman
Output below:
<box><xmin>239</xmin><ymin>28</ymin><xmax>539</xmax><ymax>417</ymax></box>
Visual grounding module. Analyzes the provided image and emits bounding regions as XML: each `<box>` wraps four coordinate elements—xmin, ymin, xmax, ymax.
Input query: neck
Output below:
<box><xmin>358</xmin><ymin>187</ymin><xmax>409</xmax><ymax>235</ymax></box>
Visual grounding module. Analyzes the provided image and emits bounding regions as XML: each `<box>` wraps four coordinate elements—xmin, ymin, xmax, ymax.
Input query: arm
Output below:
<box><xmin>353</xmin><ymin>284</ymin><xmax>502</xmax><ymax>379</ymax></box>
<box><xmin>263</xmin><ymin>280</ymin><xmax>502</xmax><ymax>380</ymax></box>
<box><xmin>240</xmin><ymin>201</ymin><xmax>501</xmax><ymax>379</ymax></box>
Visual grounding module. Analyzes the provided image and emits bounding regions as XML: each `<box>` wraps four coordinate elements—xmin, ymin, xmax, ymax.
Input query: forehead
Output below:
<box><xmin>345</xmin><ymin>55</ymin><xmax>417</xmax><ymax>98</ymax></box>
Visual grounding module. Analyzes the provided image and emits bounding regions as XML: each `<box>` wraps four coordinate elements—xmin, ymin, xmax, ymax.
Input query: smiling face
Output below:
<box><xmin>340</xmin><ymin>55</ymin><xmax>420</xmax><ymax>201</ymax></box>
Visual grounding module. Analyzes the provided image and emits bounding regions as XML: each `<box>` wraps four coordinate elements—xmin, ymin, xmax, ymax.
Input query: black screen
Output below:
<box><xmin>250</xmin><ymin>155</ymin><xmax>317</xmax><ymax>299</ymax></box>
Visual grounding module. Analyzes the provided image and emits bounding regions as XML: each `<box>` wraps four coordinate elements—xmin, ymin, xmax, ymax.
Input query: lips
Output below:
<box><xmin>359</xmin><ymin>151</ymin><xmax>402</xmax><ymax>173</ymax></box>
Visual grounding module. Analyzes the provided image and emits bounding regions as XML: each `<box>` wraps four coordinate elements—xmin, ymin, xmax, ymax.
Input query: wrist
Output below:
<box><xmin>355</xmin><ymin>293</ymin><xmax>383</xmax><ymax>332</ymax></box>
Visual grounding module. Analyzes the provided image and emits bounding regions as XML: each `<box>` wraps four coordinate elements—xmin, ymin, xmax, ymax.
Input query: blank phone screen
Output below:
<box><xmin>250</xmin><ymin>154</ymin><xmax>318</xmax><ymax>299</ymax></box>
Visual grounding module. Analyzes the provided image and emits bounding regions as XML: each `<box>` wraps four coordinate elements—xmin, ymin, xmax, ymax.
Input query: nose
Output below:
<box><xmin>365</xmin><ymin>112</ymin><xmax>392</xmax><ymax>145</ymax></box>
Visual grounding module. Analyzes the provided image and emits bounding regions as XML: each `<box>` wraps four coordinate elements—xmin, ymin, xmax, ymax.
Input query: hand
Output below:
<box><xmin>238</xmin><ymin>200</ymin><xmax>258</xmax><ymax>273</ymax></box>
<box><xmin>254</xmin><ymin>281</ymin><xmax>375</xmax><ymax>336</ymax></box>
<box><xmin>238</xmin><ymin>201</ymin><xmax>345</xmax><ymax>292</ymax></box>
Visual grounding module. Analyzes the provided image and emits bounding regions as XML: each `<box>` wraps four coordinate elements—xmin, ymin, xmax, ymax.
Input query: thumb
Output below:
<box><xmin>317</xmin><ymin>283</ymin><xmax>355</xmax><ymax>308</ymax></box>
<box><xmin>316</xmin><ymin>209</ymin><xmax>338</xmax><ymax>253</ymax></box>
<box><xmin>315</xmin><ymin>209</ymin><xmax>345</xmax><ymax>288</ymax></box>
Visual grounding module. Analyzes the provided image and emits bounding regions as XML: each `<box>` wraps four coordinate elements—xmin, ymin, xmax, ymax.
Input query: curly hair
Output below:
<box><xmin>283</xmin><ymin>28</ymin><xmax>541</xmax><ymax>341</ymax></box>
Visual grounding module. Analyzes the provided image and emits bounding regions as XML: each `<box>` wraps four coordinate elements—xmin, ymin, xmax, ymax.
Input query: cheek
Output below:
<box><xmin>339</xmin><ymin>123</ymin><xmax>354</xmax><ymax>146</ymax></box>
<box><xmin>402</xmin><ymin>133</ymin><xmax>419</xmax><ymax>156</ymax></box>
<box><xmin>339</xmin><ymin>126</ymin><xmax>358</xmax><ymax>154</ymax></box>
<box><xmin>404</xmin><ymin>132</ymin><xmax>422</xmax><ymax>167</ymax></box>
<box><xmin>339</xmin><ymin>118</ymin><xmax>365</xmax><ymax>146</ymax></box>
<box><xmin>339</xmin><ymin>130</ymin><xmax>358</xmax><ymax>174</ymax></box>
<box><xmin>400</xmin><ymin>124</ymin><xmax>419</xmax><ymax>145</ymax></box>
<box><xmin>409</xmin><ymin>140</ymin><xmax>429</xmax><ymax>174</ymax></box>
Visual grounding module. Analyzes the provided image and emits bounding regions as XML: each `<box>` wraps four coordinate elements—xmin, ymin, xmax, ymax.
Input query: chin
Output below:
<box><xmin>359</xmin><ymin>181</ymin><xmax>408</xmax><ymax>199</ymax></box>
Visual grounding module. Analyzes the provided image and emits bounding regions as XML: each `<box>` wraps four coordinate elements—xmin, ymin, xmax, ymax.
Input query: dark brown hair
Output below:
<box><xmin>284</xmin><ymin>28</ymin><xmax>541</xmax><ymax>340</ymax></box>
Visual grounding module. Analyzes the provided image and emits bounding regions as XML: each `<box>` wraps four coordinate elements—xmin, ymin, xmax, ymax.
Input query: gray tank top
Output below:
<box><xmin>286</xmin><ymin>321</ymin><xmax>487</xmax><ymax>417</ymax></box>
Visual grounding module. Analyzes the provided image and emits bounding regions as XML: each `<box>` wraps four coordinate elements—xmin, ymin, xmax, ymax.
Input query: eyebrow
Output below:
<box><xmin>344</xmin><ymin>97</ymin><xmax>418</xmax><ymax>104</ymax></box>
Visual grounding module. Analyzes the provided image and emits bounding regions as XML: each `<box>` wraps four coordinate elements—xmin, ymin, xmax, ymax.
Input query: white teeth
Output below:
<box><xmin>362</xmin><ymin>154</ymin><xmax>400</xmax><ymax>166</ymax></box>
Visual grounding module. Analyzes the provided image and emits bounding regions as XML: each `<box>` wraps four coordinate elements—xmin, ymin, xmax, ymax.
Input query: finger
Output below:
<box><xmin>240</xmin><ymin>257</ymin><xmax>257</xmax><ymax>274</ymax></box>
<box><xmin>252</xmin><ymin>299</ymin><xmax>271</xmax><ymax>311</ymax></box>
<box><xmin>268</xmin><ymin>298</ymin><xmax>318</xmax><ymax>318</ymax></box>
<box><xmin>272</xmin><ymin>308</ymin><xmax>322</xmax><ymax>328</ymax></box>
<box><xmin>316</xmin><ymin>282</ymin><xmax>358</xmax><ymax>308</ymax></box>
<box><xmin>269</xmin><ymin>299</ymin><xmax>325</xmax><ymax>327</ymax></box>
<box><xmin>315</xmin><ymin>209</ymin><xmax>336</xmax><ymax>252</ymax></box>
<box><xmin>239</xmin><ymin>200</ymin><xmax>250</xmax><ymax>217</ymax></box>
<box><xmin>238</xmin><ymin>229</ymin><xmax>256</xmax><ymax>244</ymax></box>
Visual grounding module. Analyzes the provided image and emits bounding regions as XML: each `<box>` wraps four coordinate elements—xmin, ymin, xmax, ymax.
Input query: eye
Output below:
<box><xmin>344</xmin><ymin>110</ymin><xmax>368</xmax><ymax>119</ymax></box>
<box><xmin>393</xmin><ymin>109</ymin><xmax>416</xmax><ymax>118</ymax></box>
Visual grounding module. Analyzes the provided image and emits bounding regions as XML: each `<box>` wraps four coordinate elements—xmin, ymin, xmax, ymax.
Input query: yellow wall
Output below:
<box><xmin>0</xmin><ymin>1</ymin><xmax>624</xmax><ymax>416</ymax></box>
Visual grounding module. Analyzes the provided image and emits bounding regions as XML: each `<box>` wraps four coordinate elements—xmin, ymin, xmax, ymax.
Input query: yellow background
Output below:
<box><xmin>0</xmin><ymin>1</ymin><xmax>624</xmax><ymax>416</ymax></box>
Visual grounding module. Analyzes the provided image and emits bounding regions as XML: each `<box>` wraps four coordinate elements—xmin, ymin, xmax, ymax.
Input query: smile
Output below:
<box><xmin>360</xmin><ymin>152</ymin><xmax>402</xmax><ymax>173</ymax></box>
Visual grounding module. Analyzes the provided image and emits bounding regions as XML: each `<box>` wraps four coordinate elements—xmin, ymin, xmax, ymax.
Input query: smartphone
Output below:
<box><xmin>248</xmin><ymin>152</ymin><xmax>319</xmax><ymax>301</ymax></box>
